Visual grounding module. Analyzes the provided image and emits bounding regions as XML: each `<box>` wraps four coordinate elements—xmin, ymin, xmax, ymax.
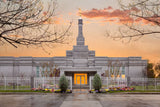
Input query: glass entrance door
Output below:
<box><xmin>74</xmin><ymin>73</ymin><xmax>87</xmax><ymax>85</ymax></box>
<box><xmin>76</xmin><ymin>75</ymin><xmax>85</xmax><ymax>84</ymax></box>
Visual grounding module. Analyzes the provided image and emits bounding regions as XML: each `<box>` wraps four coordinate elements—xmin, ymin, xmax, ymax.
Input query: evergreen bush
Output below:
<box><xmin>59</xmin><ymin>75</ymin><xmax>68</xmax><ymax>92</ymax></box>
<box><xmin>93</xmin><ymin>74</ymin><xmax>102</xmax><ymax>92</ymax></box>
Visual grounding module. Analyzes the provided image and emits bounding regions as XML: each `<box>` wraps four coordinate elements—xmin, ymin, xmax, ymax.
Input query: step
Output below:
<box><xmin>72</xmin><ymin>85</ymin><xmax>89</xmax><ymax>89</ymax></box>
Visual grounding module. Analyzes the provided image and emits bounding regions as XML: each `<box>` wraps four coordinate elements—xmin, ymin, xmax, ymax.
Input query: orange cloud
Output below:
<box><xmin>143</xmin><ymin>17</ymin><xmax>160</xmax><ymax>25</ymax></box>
<box><xmin>43</xmin><ymin>17</ymin><xmax>63</xmax><ymax>24</ymax></box>
<box><xmin>79</xmin><ymin>6</ymin><xmax>158</xmax><ymax>25</ymax></box>
<box><xmin>8</xmin><ymin>35</ymin><xmax>22</xmax><ymax>38</ymax></box>
<box><xmin>43</xmin><ymin>12</ymin><xmax>48</xmax><ymax>16</ymax></box>
<box><xmin>53</xmin><ymin>17</ymin><xmax>63</xmax><ymax>24</ymax></box>
<box><xmin>105</xmin><ymin>6</ymin><xmax>113</xmax><ymax>10</ymax></box>
<box><xmin>68</xmin><ymin>12</ymin><xmax>73</xmax><ymax>16</ymax></box>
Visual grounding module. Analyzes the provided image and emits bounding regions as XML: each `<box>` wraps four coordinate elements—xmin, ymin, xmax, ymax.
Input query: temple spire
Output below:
<box><xmin>77</xmin><ymin>18</ymin><xmax>85</xmax><ymax>46</ymax></box>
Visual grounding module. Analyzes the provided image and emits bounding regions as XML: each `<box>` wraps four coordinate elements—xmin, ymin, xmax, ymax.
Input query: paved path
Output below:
<box><xmin>99</xmin><ymin>94</ymin><xmax>160</xmax><ymax>107</ymax></box>
<box><xmin>0</xmin><ymin>90</ymin><xmax>160</xmax><ymax>107</ymax></box>
<box><xmin>61</xmin><ymin>92</ymin><xmax>102</xmax><ymax>107</ymax></box>
<box><xmin>61</xmin><ymin>101</ymin><xmax>102</xmax><ymax>107</ymax></box>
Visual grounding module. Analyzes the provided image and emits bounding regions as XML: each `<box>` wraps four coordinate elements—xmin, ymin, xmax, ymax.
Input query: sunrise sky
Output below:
<box><xmin>0</xmin><ymin>0</ymin><xmax>160</xmax><ymax>63</ymax></box>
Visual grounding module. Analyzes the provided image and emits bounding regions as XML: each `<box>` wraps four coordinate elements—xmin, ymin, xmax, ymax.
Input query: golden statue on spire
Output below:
<box><xmin>78</xmin><ymin>8</ymin><xmax>82</xmax><ymax>18</ymax></box>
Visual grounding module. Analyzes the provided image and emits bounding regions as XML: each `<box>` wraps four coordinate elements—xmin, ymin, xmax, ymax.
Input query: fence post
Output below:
<box><xmin>34</xmin><ymin>77</ymin><xmax>36</xmax><ymax>89</ymax></box>
<box><xmin>31</xmin><ymin>77</ymin><xmax>34</xmax><ymax>89</ymax></box>
<box><xmin>70</xmin><ymin>76</ymin><xmax>72</xmax><ymax>90</ymax></box>
<box><xmin>4</xmin><ymin>77</ymin><xmax>6</xmax><ymax>90</ymax></box>
<box><xmin>17</xmin><ymin>77</ymin><xmax>18</xmax><ymax>90</ymax></box>
<box><xmin>155</xmin><ymin>78</ymin><xmax>157</xmax><ymax>91</ymax></box>
<box><xmin>118</xmin><ymin>78</ymin><xmax>119</xmax><ymax>87</ymax></box>
<box><xmin>107</xmin><ymin>77</ymin><xmax>108</xmax><ymax>89</ymax></box>
<box><xmin>127</xmin><ymin>77</ymin><xmax>130</xmax><ymax>87</ymax></box>
<box><xmin>143</xmin><ymin>78</ymin><xmax>145</xmax><ymax>91</ymax></box>
<box><xmin>89</xmin><ymin>76</ymin><xmax>92</xmax><ymax>90</ymax></box>
<box><xmin>54</xmin><ymin>77</ymin><xmax>56</xmax><ymax>89</ymax></box>
<box><xmin>13</xmin><ymin>77</ymin><xmax>15</xmax><ymax>90</ymax></box>
<box><xmin>43</xmin><ymin>77</ymin><xmax>44</xmax><ymax>89</ymax></box>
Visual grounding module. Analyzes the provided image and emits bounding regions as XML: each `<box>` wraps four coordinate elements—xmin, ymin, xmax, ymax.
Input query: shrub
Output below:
<box><xmin>59</xmin><ymin>75</ymin><xmax>69</xmax><ymax>92</ymax></box>
<box><xmin>93</xmin><ymin>74</ymin><xmax>102</xmax><ymax>92</ymax></box>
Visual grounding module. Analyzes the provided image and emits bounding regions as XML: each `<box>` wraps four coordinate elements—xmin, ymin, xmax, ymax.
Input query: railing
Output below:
<box><xmin>0</xmin><ymin>77</ymin><xmax>31</xmax><ymax>90</ymax></box>
<box><xmin>0</xmin><ymin>77</ymin><xmax>72</xmax><ymax>90</ymax></box>
<box><xmin>0</xmin><ymin>77</ymin><xmax>160</xmax><ymax>91</ymax></box>
<box><xmin>129</xmin><ymin>78</ymin><xmax>160</xmax><ymax>91</ymax></box>
<box><xmin>90</xmin><ymin>77</ymin><xmax>160</xmax><ymax>91</ymax></box>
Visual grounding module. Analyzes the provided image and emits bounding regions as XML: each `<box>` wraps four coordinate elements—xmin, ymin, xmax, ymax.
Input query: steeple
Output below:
<box><xmin>66</xmin><ymin>17</ymin><xmax>95</xmax><ymax>58</ymax></box>
<box><xmin>77</xmin><ymin>18</ymin><xmax>85</xmax><ymax>46</ymax></box>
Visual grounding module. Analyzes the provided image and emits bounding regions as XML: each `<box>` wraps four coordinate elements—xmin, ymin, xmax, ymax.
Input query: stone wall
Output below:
<box><xmin>0</xmin><ymin>56</ymin><xmax>147</xmax><ymax>78</ymax></box>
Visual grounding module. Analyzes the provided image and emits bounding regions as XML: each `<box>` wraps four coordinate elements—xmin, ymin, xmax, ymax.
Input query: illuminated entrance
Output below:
<box><xmin>74</xmin><ymin>73</ymin><xmax>87</xmax><ymax>85</ymax></box>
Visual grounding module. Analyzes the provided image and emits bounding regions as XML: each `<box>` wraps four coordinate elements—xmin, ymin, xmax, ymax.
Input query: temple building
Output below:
<box><xmin>0</xmin><ymin>18</ymin><xmax>147</xmax><ymax>86</ymax></box>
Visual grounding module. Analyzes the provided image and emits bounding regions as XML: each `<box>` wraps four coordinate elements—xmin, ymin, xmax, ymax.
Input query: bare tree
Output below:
<box><xmin>0</xmin><ymin>0</ymin><xmax>71</xmax><ymax>48</ymax></box>
<box><xmin>40</xmin><ymin>62</ymin><xmax>60</xmax><ymax>77</ymax></box>
<box><xmin>102</xmin><ymin>60</ymin><xmax>124</xmax><ymax>78</ymax></box>
<box><xmin>108</xmin><ymin>0</ymin><xmax>160</xmax><ymax>41</ymax></box>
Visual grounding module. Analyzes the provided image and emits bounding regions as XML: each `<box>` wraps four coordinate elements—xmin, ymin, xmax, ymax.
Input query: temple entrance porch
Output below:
<box><xmin>65</xmin><ymin>71</ymin><xmax>96</xmax><ymax>89</ymax></box>
<box><xmin>74</xmin><ymin>73</ymin><xmax>87</xmax><ymax>85</ymax></box>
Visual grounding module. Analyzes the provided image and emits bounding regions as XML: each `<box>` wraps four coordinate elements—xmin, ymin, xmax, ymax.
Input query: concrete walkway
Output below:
<box><xmin>61</xmin><ymin>101</ymin><xmax>102</xmax><ymax>107</ymax></box>
<box><xmin>61</xmin><ymin>89</ymin><xmax>102</xmax><ymax>107</ymax></box>
<box><xmin>0</xmin><ymin>90</ymin><xmax>160</xmax><ymax>107</ymax></box>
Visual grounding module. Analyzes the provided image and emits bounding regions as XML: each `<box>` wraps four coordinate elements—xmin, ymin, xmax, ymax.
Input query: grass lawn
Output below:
<box><xmin>0</xmin><ymin>90</ymin><xmax>33</xmax><ymax>92</ymax></box>
<box><xmin>130</xmin><ymin>85</ymin><xmax>160</xmax><ymax>91</ymax></box>
<box><xmin>0</xmin><ymin>86</ymin><xmax>31</xmax><ymax>90</ymax></box>
<box><xmin>0</xmin><ymin>90</ymin><xmax>53</xmax><ymax>93</ymax></box>
<box><xmin>102</xmin><ymin>85</ymin><xmax>160</xmax><ymax>91</ymax></box>
<box><xmin>107</xmin><ymin>90</ymin><xmax>160</xmax><ymax>93</ymax></box>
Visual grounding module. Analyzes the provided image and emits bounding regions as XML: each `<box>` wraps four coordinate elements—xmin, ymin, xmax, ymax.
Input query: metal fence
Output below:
<box><xmin>129</xmin><ymin>78</ymin><xmax>160</xmax><ymax>91</ymax></box>
<box><xmin>34</xmin><ymin>77</ymin><xmax>72</xmax><ymax>90</ymax></box>
<box><xmin>90</xmin><ymin>77</ymin><xmax>127</xmax><ymax>90</ymax></box>
<box><xmin>0</xmin><ymin>77</ymin><xmax>72</xmax><ymax>90</ymax></box>
<box><xmin>91</xmin><ymin>77</ymin><xmax>160</xmax><ymax>91</ymax></box>
<box><xmin>101</xmin><ymin>77</ymin><xmax>127</xmax><ymax>88</ymax></box>
<box><xmin>0</xmin><ymin>77</ymin><xmax>31</xmax><ymax>90</ymax></box>
<box><xmin>0</xmin><ymin>77</ymin><xmax>160</xmax><ymax>91</ymax></box>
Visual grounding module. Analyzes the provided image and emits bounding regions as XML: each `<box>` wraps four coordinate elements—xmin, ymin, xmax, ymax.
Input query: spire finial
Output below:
<box><xmin>78</xmin><ymin>8</ymin><xmax>82</xmax><ymax>19</ymax></box>
<box><xmin>77</xmin><ymin>16</ymin><xmax>84</xmax><ymax>45</ymax></box>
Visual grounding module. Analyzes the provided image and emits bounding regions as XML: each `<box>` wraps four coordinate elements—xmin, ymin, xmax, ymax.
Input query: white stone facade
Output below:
<box><xmin>0</xmin><ymin>18</ymin><xmax>147</xmax><ymax>79</ymax></box>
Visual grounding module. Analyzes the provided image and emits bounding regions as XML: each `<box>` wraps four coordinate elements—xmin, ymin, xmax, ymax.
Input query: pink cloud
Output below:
<box><xmin>79</xmin><ymin>6</ymin><xmax>158</xmax><ymax>25</ymax></box>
